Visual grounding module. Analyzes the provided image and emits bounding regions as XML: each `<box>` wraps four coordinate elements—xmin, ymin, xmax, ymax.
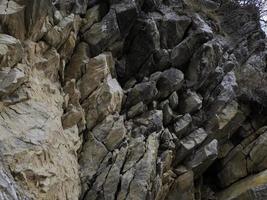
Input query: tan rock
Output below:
<box><xmin>83</xmin><ymin>76</ymin><xmax>123</xmax><ymax>130</ymax></box>
<box><xmin>0</xmin><ymin>34</ymin><xmax>23</xmax><ymax>68</ymax></box>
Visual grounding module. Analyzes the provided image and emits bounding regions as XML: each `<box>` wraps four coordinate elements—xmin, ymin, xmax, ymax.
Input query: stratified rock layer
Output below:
<box><xmin>0</xmin><ymin>0</ymin><xmax>266</xmax><ymax>200</ymax></box>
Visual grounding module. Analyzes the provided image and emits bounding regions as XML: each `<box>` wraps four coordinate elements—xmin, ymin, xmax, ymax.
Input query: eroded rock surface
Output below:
<box><xmin>0</xmin><ymin>0</ymin><xmax>266</xmax><ymax>200</ymax></box>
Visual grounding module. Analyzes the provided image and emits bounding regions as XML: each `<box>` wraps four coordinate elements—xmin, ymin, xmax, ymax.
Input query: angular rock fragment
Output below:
<box><xmin>0</xmin><ymin>34</ymin><xmax>23</xmax><ymax>68</ymax></box>
<box><xmin>125</xmin><ymin>81</ymin><xmax>158</xmax><ymax>108</ymax></box>
<box><xmin>179</xmin><ymin>90</ymin><xmax>203</xmax><ymax>114</ymax></box>
<box><xmin>127</xmin><ymin>101</ymin><xmax>148</xmax><ymax>119</ymax></box>
<box><xmin>185</xmin><ymin>139</ymin><xmax>218</xmax><ymax>177</ymax></box>
<box><xmin>156</xmin><ymin>68</ymin><xmax>184</xmax><ymax>99</ymax></box>
<box><xmin>167</xmin><ymin>170</ymin><xmax>195</xmax><ymax>200</ymax></box>
<box><xmin>218</xmin><ymin>169</ymin><xmax>267</xmax><ymax>200</ymax></box>
<box><xmin>175</xmin><ymin>128</ymin><xmax>208</xmax><ymax>164</ymax></box>
<box><xmin>83</xmin><ymin>9</ymin><xmax>121</xmax><ymax>56</ymax></box>
<box><xmin>83</xmin><ymin>76</ymin><xmax>123</xmax><ymax>130</ymax></box>
<box><xmin>78</xmin><ymin>52</ymin><xmax>113</xmax><ymax>101</ymax></box>
<box><xmin>173</xmin><ymin>113</ymin><xmax>192</xmax><ymax>138</ymax></box>
<box><xmin>0</xmin><ymin>64</ymin><xmax>27</xmax><ymax>97</ymax></box>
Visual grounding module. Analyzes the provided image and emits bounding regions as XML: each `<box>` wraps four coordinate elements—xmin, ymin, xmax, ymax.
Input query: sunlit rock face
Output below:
<box><xmin>0</xmin><ymin>0</ymin><xmax>266</xmax><ymax>200</ymax></box>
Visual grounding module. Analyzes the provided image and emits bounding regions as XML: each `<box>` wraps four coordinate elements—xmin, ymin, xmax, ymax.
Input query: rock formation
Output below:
<box><xmin>0</xmin><ymin>0</ymin><xmax>266</xmax><ymax>199</ymax></box>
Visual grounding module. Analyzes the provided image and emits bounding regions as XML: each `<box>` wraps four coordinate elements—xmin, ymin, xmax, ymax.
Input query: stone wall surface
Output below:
<box><xmin>0</xmin><ymin>0</ymin><xmax>266</xmax><ymax>200</ymax></box>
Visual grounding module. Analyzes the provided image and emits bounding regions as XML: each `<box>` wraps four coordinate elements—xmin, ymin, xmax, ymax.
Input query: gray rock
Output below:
<box><xmin>185</xmin><ymin>139</ymin><xmax>218</xmax><ymax>177</ymax></box>
<box><xmin>175</xmin><ymin>128</ymin><xmax>208</xmax><ymax>164</ymax></box>
<box><xmin>125</xmin><ymin>81</ymin><xmax>158</xmax><ymax>108</ymax></box>
<box><xmin>92</xmin><ymin>114</ymin><xmax>126</xmax><ymax>151</ymax></box>
<box><xmin>83</xmin><ymin>9</ymin><xmax>121</xmax><ymax>56</ymax></box>
<box><xmin>173</xmin><ymin>113</ymin><xmax>192</xmax><ymax>138</ymax></box>
<box><xmin>127</xmin><ymin>101</ymin><xmax>148</xmax><ymax>119</ymax></box>
<box><xmin>169</xmin><ymin>92</ymin><xmax>179</xmax><ymax>110</ymax></box>
<box><xmin>124</xmin><ymin>17</ymin><xmax>160</xmax><ymax>80</ymax></box>
<box><xmin>167</xmin><ymin>170</ymin><xmax>194</xmax><ymax>200</ymax></box>
<box><xmin>159</xmin><ymin>12</ymin><xmax>191</xmax><ymax>49</ymax></box>
<box><xmin>179</xmin><ymin>90</ymin><xmax>203</xmax><ymax>114</ymax></box>
<box><xmin>156</xmin><ymin>68</ymin><xmax>184</xmax><ymax>99</ymax></box>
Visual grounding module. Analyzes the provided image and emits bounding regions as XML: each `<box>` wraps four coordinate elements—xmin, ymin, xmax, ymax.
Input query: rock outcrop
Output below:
<box><xmin>0</xmin><ymin>0</ymin><xmax>266</xmax><ymax>200</ymax></box>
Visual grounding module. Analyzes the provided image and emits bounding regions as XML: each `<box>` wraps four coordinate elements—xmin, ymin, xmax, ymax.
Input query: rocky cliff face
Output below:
<box><xmin>0</xmin><ymin>0</ymin><xmax>266</xmax><ymax>200</ymax></box>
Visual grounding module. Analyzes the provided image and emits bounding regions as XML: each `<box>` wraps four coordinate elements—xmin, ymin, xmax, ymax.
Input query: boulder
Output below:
<box><xmin>173</xmin><ymin>113</ymin><xmax>192</xmax><ymax>138</ymax></box>
<box><xmin>83</xmin><ymin>76</ymin><xmax>123</xmax><ymax>130</ymax></box>
<box><xmin>179</xmin><ymin>90</ymin><xmax>203</xmax><ymax>114</ymax></box>
<box><xmin>0</xmin><ymin>34</ymin><xmax>23</xmax><ymax>68</ymax></box>
<box><xmin>83</xmin><ymin>9</ymin><xmax>121</xmax><ymax>56</ymax></box>
<box><xmin>185</xmin><ymin>139</ymin><xmax>218</xmax><ymax>177</ymax></box>
<box><xmin>125</xmin><ymin>81</ymin><xmax>158</xmax><ymax>108</ymax></box>
<box><xmin>77</xmin><ymin>52</ymin><xmax>113</xmax><ymax>101</ymax></box>
<box><xmin>156</xmin><ymin>68</ymin><xmax>184</xmax><ymax>99</ymax></box>
<box><xmin>175</xmin><ymin>128</ymin><xmax>208</xmax><ymax>164</ymax></box>
<box><xmin>217</xmin><ymin>169</ymin><xmax>267</xmax><ymax>200</ymax></box>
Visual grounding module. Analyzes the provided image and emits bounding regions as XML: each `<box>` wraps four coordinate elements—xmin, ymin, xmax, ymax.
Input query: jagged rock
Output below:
<box><xmin>65</xmin><ymin>42</ymin><xmax>90</xmax><ymax>81</ymax></box>
<box><xmin>217</xmin><ymin>127</ymin><xmax>267</xmax><ymax>187</ymax></box>
<box><xmin>167</xmin><ymin>170</ymin><xmax>194</xmax><ymax>200</ymax></box>
<box><xmin>175</xmin><ymin>128</ymin><xmax>208</xmax><ymax>164</ymax></box>
<box><xmin>179</xmin><ymin>90</ymin><xmax>203</xmax><ymax>114</ymax></box>
<box><xmin>124</xmin><ymin>132</ymin><xmax>160</xmax><ymax>200</ymax></box>
<box><xmin>217</xmin><ymin>169</ymin><xmax>267</xmax><ymax>200</ymax></box>
<box><xmin>44</xmin><ymin>14</ymin><xmax>77</xmax><ymax>48</ymax></box>
<box><xmin>185</xmin><ymin>139</ymin><xmax>218</xmax><ymax>177</ymax></box>
<box><xmin>111</xmin><ymin>0</ymin><xmax>139</xmax><ymax>36</ymax></box>
<box><xmin>92</xmin><ymin>114</ymin><xmax>126</xmax><ymax>151</ymax></box>
<box><xmin>0</xmin><ymin>64</ymin><xmax>27</xmax><ymax>98</ymax></box>
<box><xmin>158</xmin><ymin>12</ymin><xmax>191</xmax><ymax>49</ymax></box>
<box><xmin>133</xmin><ymin>110</ymin><xmax>163</xmax><ymax>136</ymax></box>
<box><xmin>163</xmin><ymin>103</ymin><xmax>176</xmax><ymax>125</ymax></box>
<box><xmin>24</xmin><ymin>0</ymin><xmax>53</xmax><ymax>41</ymax></box>
<box><xmin>80</xmin><ymin>131</ymin><xmax>108</xmax><ymax>186</ymax></box>
<box><xmin>160</xmin><ymin>128</ymin><xmax>177</xmax><ymax>150</ymax></box>
<box><xmin>127</xmin><ymin>101</ymin><xmax>148</xmax><ymax>119</ymax></box>
<box><xmin>83</xmin><ymin>76</ymin><xmax>123</xmax><ymax>130</ymax></box>
<box><xmin>0</xmin><ymin>0</ymin><xmax>26</xmax><ymax>40</ymax></box>
<box><xmin>0</xmin><ymin>34</ymin><xmax>23</xmax><ymax>68</ymax></box>
<box><xmin>173</xmin><ymin>113</ymin><xmax>192</xmax><ymax>138</ymax></box>
<box><xmin>169</xmin><ymin>91</ymin><xmax>179</xmax><ymax>110</ymax></box>
<box><xmin>78</xmin><ymin>52</ymin><xmax>113</xmax><ymax>101</ymax></box>
<box><xmin>124</xmin><ymin>16</ymin><xmax>160</xmax><ymax>80</ymax></box>
<box><xmin>83</xmin><ymin>9</ymin><xmax>121</xmax><ymax>56</ymax></box>
<box><xmin>156</xmin><ymin>68</ymin><xmax>184</xmax><ymax>99</ymax></box>
<box><xmin>125</xmin><ymin>81</ymin><xmax>158</xmax><ymax>108</ymax></box>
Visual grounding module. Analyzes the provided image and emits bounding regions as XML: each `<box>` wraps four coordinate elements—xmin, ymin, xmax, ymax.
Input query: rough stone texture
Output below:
<box><xmin>0</xmin><ymin>0</ymin><xmax>267</xmax><ymax>200</ymax></box>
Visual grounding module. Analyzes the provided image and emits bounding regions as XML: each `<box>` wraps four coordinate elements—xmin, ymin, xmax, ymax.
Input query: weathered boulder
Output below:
<box><xmin>83</xmin><ymin>9</ymin><xmax>121</xmax><ymax>56</ymax></box>
<box><xmin>217</xmin><ymin>169</ymin><xmax>267</xmax><ymax>200</ymax></box>
<box><xmin>0</xmin><ymin>34</ymin><xmax>23</xmax><ymax>68</ymax></box>
<box><xmin>175</xmin><ymin>128</ymin><xmax>208</xmax><ymax>164</ymax></box>
<box><xmin>82</xmin><ymin>76</ymin><xmax>123</xmax><ymax>130</ymax></box>
<box><xmin>179</xmin><ymin>90</ymin><xmax>203</xmax><ymax>114</ymax></box>
<box><xmin>156</xmin><ymin>68</ymin><xmax>184</xmax><ymax>99</ymax></box>
<box><xmin>125</xmin><ymin>81</ymin><xmax>158</xmax><ymax>108</ymax></box>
